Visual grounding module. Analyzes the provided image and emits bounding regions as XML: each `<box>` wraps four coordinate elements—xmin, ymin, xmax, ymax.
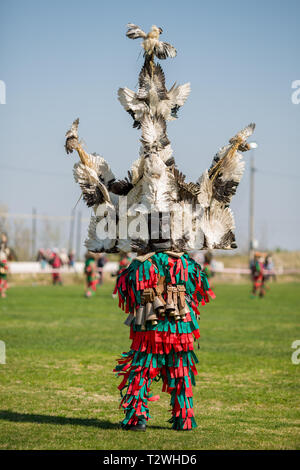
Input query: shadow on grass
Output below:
<box><xmin>0</xmin><ymin>410</ymin><xmax>119</xmax><ymax>429</ymax></box>
<box><xmin>0</xmin><ymin>410</ymin><xmax>169</xmax><ymax>431</ymax></box>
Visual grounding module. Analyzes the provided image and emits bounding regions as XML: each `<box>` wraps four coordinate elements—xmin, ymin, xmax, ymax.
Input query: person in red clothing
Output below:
<box><xmin>119</xmin><ymin>254</ymin><xmax>131</xmax><ymax>273</ymax></box>
<box><xmin>0</xmin><ymin>233</ymin><xmax>17</xmax><ymax>298</ymax></box>
<box><xmin>250</xmin><ymin>252</ymin><xmax>266</xmax><ymax>298</ymax></box>
<box><xmin>0</xmin><ymin>250</ymin><xmax>9</xmax><ymax>298</ymax></box>
<box><xmin>84</xmin><ymin>252</ymin><xmax>98</xmax><ymax>297</ymax></box>
<box><xmin>49</xmin><ymin>249</ymin><xmax>63</xmax><ymax>285</ymax></box>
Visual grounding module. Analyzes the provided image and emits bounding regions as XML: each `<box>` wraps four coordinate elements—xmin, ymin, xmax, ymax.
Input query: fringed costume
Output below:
<box><xmin>114</xmin><ymin>252</ymin><xmax>214</xmax><ymax>430</ymax></box>
<box><xmin>65</xmin><ymin>23</ymin><xmax>256</xmax><ymax>431</ymax></box>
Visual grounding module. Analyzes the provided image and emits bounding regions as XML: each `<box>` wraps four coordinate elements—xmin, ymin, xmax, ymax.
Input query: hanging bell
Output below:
<box><xmin>135</xmin><ymin>305</ymin><xmax>145</xmax><ymax>326</ymax></box>
<box><xmin>177</xmin><ymin>285</ymin><xmax>186</xmax><ymax>310</ymax></box>
<box><xmin>153</xmin><ymin>296</ymin><xmax>165</xmax><ymax>315</ymax></box>
<box><xmin>124</xmin><ymin>313</ymin><xmax>135</xmax><ymax>327</ymax></box>
<box><xmin>165</xmin><ymin>300</ymin><xmax>175</xmax><ymax>316</ymax></box>
<box><xmin>179</xmin><ymin>300</ymin><xmax>189</xmax><ymax>318</ymax></box>
<box><xmin>174</xmin><ymin>305</ymin><xmax>181</xmax><ymax>321</ymax></box>
<box><xmin>141</xmin><ymin>305</ymin><xmax>147</xmax><ymax>330</ymax></box>
<box><xmin>145</xmin><ymin>302</ymin><xmax>158</xmax><ymax>325</ymax></box>
<box><xmin>179</xmin><ymin>306</ymin><xmax>186</xmax><ymax>318</ymax></box>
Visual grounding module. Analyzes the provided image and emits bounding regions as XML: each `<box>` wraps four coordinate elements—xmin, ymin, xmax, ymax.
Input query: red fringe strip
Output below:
<box><xmin>128</xmin><ymin>329</ymin><xmax>199</xmax><ymax>354</ymax></box>
<box><xmin>114</xmin><ymin>352</ymin><xmax>197</xmax><ymax>427</ymax></box>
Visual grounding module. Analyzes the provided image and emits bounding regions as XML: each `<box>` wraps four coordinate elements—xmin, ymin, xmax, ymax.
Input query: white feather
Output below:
<box><xmin>118</xmin><ymin>88</ymin><xmax>148</xmax><ymax>121</ymax></box>
<box><xmin>141</xmin><ymin>114</ymin><xmax>158</xmax><ymax>146</ymax></box>
<box><xmin>168</xmin><ymin>82</ymin><xmax>191</xmax><ymax>107</ymax></box>
<box><xmin>197</xmin><ymin>170</ymin><xmax>212</xmax><ymax>207</ymax></box>
<box><xmin>199</xmin><ymin>204</ymin><xmax>235</xmax><ymax>249</ymax></box>
<box><xmin>158</xmin><ymin>144</ymin><xmax>173</xmax><ymax>163</ymax></box>
<box><xmin>220</xmin><ymin>151</ymin><xmax>245</xmax><ymax>183</ymax></box>
<box><xmin>130</xmin><ymin>156</ymin><xmax>144</xmax><ymax>184</ymax></box>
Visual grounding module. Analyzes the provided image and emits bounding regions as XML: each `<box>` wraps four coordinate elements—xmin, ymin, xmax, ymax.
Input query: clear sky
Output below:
<box><xmin>0</xmin><ymin>0</ymin><xmax>299</xmax><ymax>251</ymax></box>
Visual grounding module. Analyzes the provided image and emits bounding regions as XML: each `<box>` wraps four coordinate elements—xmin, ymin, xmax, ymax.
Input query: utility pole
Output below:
<box><xmin>32</xmin><ymin>207</ymin><xmax>37</xmax><ymax>260</ymax></box>
<box><xmin>249</xmin><ymin>151</ymin><xmax>256</xmax><ymax>260</ymax></box>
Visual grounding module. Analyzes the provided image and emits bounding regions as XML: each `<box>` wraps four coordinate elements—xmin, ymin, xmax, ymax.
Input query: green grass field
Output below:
<box><xmin>0</xmin><ymin>282</ymin><xmax>299</xmax><ymax>450</ymax></box>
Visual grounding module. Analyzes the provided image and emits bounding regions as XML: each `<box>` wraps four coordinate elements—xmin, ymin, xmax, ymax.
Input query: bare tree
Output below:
<box><xmin>40</xmin><ymin>219</ymin><xmax>61</xmax><ymax>249</ymax></box>
<box><xmin>0</xmin><ymin>204</ymin><xmax>10</xmax><ymax>236</ymax></box>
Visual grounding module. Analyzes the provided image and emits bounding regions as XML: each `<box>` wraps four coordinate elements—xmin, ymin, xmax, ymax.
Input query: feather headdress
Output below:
<box><xmin>65</xmin><ymin>24</ymin><xmax>256</xmax><ymax>253</ymax></box>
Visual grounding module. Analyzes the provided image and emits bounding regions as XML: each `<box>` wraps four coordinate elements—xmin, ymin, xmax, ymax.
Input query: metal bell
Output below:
<box><xmin>179</xmin><ymin>307</ymin><xmax>186</xmax><ymax>318</ymax></box>
<box><xmin>135</xmin><ymin>306</ymin><xmax>145</xmax><ymax>326</ymax></box>
<box><xmin>153</xmin><ymin>296</ymin><xmax>165</xmax><ymax>314</ymax></box>
<box><xmin>145</xmin><ymin>302</ymin><xmax>158</xmax><ymax>325</ymax></box>
<box><xmin>174</xmin><ymin>305</ymin><xmax>181</xmax><ymax>321</ymax></box>
<box><xmin>165</xmin><ymin>300</ymin><xmax>175</xmax><ymax>316</ymax></box>
<box><xmin>124</xmin><ymin>313</ymin><xmax>135</xmax><ymax>327</ymax></box>
<box><xmin>179</xmin><ymin>301</ymin><xmax>189</xmax><ymax>318</ymax></box>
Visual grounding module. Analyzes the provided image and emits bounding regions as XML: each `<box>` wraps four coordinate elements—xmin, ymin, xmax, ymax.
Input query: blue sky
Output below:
<box><xmin>0</xmin><ymin>0</ymin><xmax>299</xmax><ymax>251</ymax></box>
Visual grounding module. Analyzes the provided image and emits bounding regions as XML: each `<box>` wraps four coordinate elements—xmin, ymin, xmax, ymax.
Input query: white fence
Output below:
<box><xmin>7</xmin><ymin>262</ymin><xmax>298</xmax><ymax>275</ymax></box>
<box><xmin>8</xmin><ymin>262</ymin><xmax>118</xmax><ymax>274</ymax></box>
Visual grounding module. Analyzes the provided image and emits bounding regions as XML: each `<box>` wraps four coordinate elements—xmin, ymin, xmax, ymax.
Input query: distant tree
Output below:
<box><xmin>0</xmin><ymin>204</ymin><xmax>10</xmax><ymax>236</ymax></box>
<box><xmin>12</xmin><ymin>219</ymin><xmax>31</xmax><ymax>260</ymax></box>
<box><xmin>0</xmin><ymin>205</ymin><xmax>31</xmax><ymax>260</ymax></box>
<box><xmin>40</xmin><ymin>218</ymin><xmax>61</xmax><ymax>249</ymax></box>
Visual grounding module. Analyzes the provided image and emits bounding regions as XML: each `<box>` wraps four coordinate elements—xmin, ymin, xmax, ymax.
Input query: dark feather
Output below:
<box><xmin>165</xmin><ymin>157</ymin><xmax>175</xmax><ymax>167</ymax></box>
<box><xmin>137</xmin><ymin>63</ymin><xmax>168</xmax><ymax>100</ymax></box>
<box><xmin>170</xmin><ymin>104</ymin><xmax>180</xmax><ymax>119</ymax></box>
<box><xmin>154</xmin><ymin>42</ymin><xmax>177</xmax><ymax>60</ymax></box>
<box><xmin>212</xmin><ymin>176</ymin><xmax>238</xmax><ymax>204</ymax></box>
<box><xmin>238</xmin><ymin>142</ymin><xmax>251</xmax><ymax>152</ymax></box>
<box><xmin>171</xmin><ymin>168</ymin><xmax>201</xmax><ymax>201</ymax></box>
<box><xmin>130</xmin><ymin>238</ymin><xmax>150</xmax><ymax>254</ymax></box>
<box><xmin>127</xmin><ymin>109</ymin><xmax>141</xmax><ymax>129</ymax></box>
<box><xmin>65</xmin><ymin>137</ymin><xmax>77</xmax><ymax>154</ymax></box>
<box><xmin>171</xmin><ymin>235</ymin><xmax>190</xmax><ymax>252</ymax></box>
<box><xmin>215</xmin><ymin>230</ymin><xmax>236</xmax><ymax>249</ymax></box>
<box><xmin>153</xmin><ymin>64</ymin><xmax>168</xmax><ymax>100</ymax></box>
<box><xmin>79</xmin><ymin>184</ymin><xmax>106</xmax><ymax>207</ymax></box>
<box><xmin>108</xmin><ymin>174</ymin><xmax>133</xmax><ymax>195</ymax></box>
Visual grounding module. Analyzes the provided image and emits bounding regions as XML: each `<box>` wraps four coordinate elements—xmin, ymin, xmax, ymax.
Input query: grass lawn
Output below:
<box><xmin>0</xmin><ymin>282</ymin><xmax>299</xmax><ymax>450</ymax></box>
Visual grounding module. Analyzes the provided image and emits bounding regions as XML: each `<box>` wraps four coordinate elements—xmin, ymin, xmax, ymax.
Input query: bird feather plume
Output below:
<box><xmin>154</xmin><ymin>41</ymin><xmax>177</xmax><ymax>59</ymax></box>
<box><xmin>126</xmin><ymin>23</ymin><xmax>147</xmax><ymax>39</ymax></box>
<box><xmin>65</xmin><ymin>118</ymin><xmax>79</xmax><ymax>154</ymax></box>
<box><xmin>229</xmin><ymin>122</ymin><xmax>256</xmax><ymax>144</ymax></box>
<box><xmin>200</xmin><ymin>204</ymin><xmax>235</xmax><ymax>249</ymax></box>
<box><xmin>140</xmin><ymin>113</ymin><xmax>169</xmax><ymax>150</ymax></box>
